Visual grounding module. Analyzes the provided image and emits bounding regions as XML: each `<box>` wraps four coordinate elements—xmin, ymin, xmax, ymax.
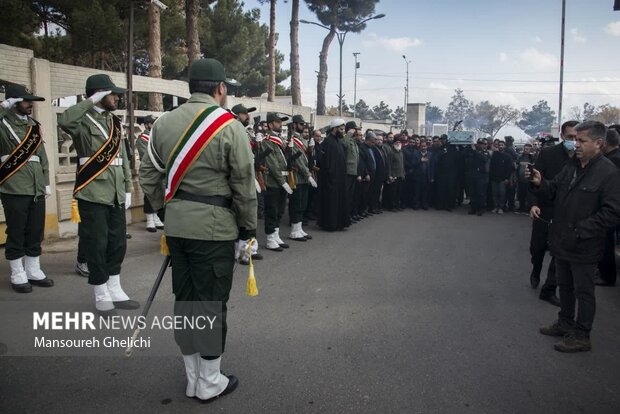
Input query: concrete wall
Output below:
<box><xmin>0</xmin><ymin>43</ymin><xmax>317</xmax><ymax>241</ymax></box>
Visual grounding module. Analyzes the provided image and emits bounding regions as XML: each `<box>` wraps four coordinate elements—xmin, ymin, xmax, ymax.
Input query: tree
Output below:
<box><xmin>305</xmin><ymin>0</ymin><xmax>380</xmax><ymax>115</ymax></box>
<box><xmin>594</xmin><ymin>104</ymin><xmax>620</xmax><ymax>125</ymax></box>
<box><xmin>470</xmin><ymin>101</ymin><xmax>519</xmax><ymax>138</ymax></box>
<box><xmin>445</xmin><ymin>89</ymin><xmax>474</xmax><ymax>129</ymax></box>
<box><xmin>518</xmin><ymin>100</ymin><xmax>556</xmax><ymax>137</ymax></box>
<box><xmin>289</xmin><ymin>0</ymin><xmax>302</xmax><ymax>105</ymax></box>
<box><xmin>371</xmin><ymin>101</ymin><xmax>392</xmax><ymax>120</ymax></box>
<box><xmin>391</xmin><ymin>106</ymin><xmax>405</xmax><ymax>126</ymax></box>
<box><xmin>349</xmin><ymin>99</ymin><xmax>372</xmax><ymax>120</ymax></box>
<box><xmin>258</xmin><ymin>0</ymin><xmax>277</xmax><ymax>101</ymax></box>
<box><xmin>185</xmin><ymin>0</ymin><xmax>201</xmax><ymax>63</ymax></box>
<box><xmin>147</xmin><ymin>2</ymin><xmax>163</xmax><ymax>111</ymax></box>
<box><xmin>425</xmin><ymin>102</ymin><xmax>444</xmax><ymax>124</ymax></box>
<box><xmin>582</xmin><ymin>102</ymin><xmax>597</xmax><ymax>120</ymax></box>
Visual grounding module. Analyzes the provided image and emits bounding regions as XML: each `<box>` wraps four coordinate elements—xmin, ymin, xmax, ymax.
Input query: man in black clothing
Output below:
<box><xmin>369</xmin><ymin>135</ymin><xmax>388</xmax><ymax>214</ymax></box>
<box><xmin>489</xmin><ymin>141</ymin><xmax>514</xmax><ymax>214</ymax></box>
<box><xmin>528</xmin><ymin>121</ymin><xmax>578</xmax><ymax>306</ymax></box>
<box><xmin>465</xmin><ymin>139</ymin><xmax>491</xmax><ymax>216</ymax></box>
<box><xmin>411</xmin><ymin>141</ymin><xmax>434</xmax><ymax>210</ymax></box>
<box><xmin>402</xmin><ymin>139</ymin><xmax>417</xmax><ymax>208</ymax></box>
<box><xmin>530</xmin><ymin>121</ymin><xmax>620</xmax><ymax>353</ymax></box>
<box><xmin>358</xmin><ymin>132</ymin><xmax>376</xmax><ymax>216</ymax></box>
<box><xmin>504</xmin><ymin>136</ymin><xmax>519</xmax><ymax>211</ymax></box>
<box><xmin>434</xmin><ymin>136</ymin><xmax>458</xmax><ymax>211</ymax></box>
<box><xmin>516</xmin><ymin>143</ymin><xmax>535</xmax><ymax>213</ymax></box>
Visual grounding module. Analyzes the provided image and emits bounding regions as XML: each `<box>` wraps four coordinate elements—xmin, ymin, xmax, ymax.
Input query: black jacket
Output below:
<box><xmin>489</xmin><ymin>151</ymin><xmax>513</xmax><ymax>181</ymax></box>
<box><xmin>356</xmin><ymin>141</ymin><xmax>371</xmax><ymax>177</ymax></box>
<box><xmin>529</xmin><ymin>143</ymin><xmax>572</xmax><ymax>210</ymax></box>
<box><xmin>533</xmin><ymin>154</ymin><xmax>620</xmax><ymax>263</ymax></box>
<box><xmin>371</xmin><ymin>146</ymin><xmax>388</xmax><ymax>182</ymax></box>
<box><xmin>605</xmin><ymin>147</ymin><xmax>620</xmax><ymax>169</ymax></box>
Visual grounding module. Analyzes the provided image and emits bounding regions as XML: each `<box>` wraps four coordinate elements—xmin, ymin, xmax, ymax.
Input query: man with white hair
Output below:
<box><xmin>317</xmin><ymin>119</ymin><xmax>350</xmax><ymax>231</ymax></box>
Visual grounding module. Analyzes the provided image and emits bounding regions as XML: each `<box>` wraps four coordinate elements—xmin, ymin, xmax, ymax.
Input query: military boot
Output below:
<box><xmin>539</xmin><ymin>320</ymin><xmax>574</xmax><ymax>337</ymax></box>
<box><xmin>554</xmin><ymin>331</ymin><xmax>591</xmax><ymax>353</ymax></box>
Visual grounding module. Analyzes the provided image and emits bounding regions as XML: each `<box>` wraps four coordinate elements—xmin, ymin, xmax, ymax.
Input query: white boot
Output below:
<box><xmin>195</xmin><ymin>357</ymin><xmax>229</xmax><ymax>401</ymax></box>
<box><xmin>9</xmin><ymin>258</ymin><xmax>28</xmax><ymax>285</ymax></box>
<box><xmin>93</xmin><ymin>283</ymin><xmax>114</xmax><ymax>311</ymax></box>
<box><xmin>146</xmin><ymin>214</ymin><xmax>156</xmax><ymax>232</ymax></box>
<box><xmin>182</xmin><ymin>353</ymin><xmax>200</xmax><ymax>398</ymax></box>
<box><xmin>289</xmin><ymin>222</ymin><xmax>306</xmax><ymax>240</ymax></box>
<box><xmin>106</xmin><ymin>275</ymin><xmax>140</xmax><ymax>309</ymax></box>
<box><xmin>275</xmin><ymin>228</ymin><xmax>289</xmax><ymax>248</ymax></box>
<box><xmin>24</xmin><ymin>255</ymin><xmax>46</xmax><ymax>280</ymax></box>
<box><xmin>265</xmin><ymin>232</ymin><xmax>281</xmax><ymax>250</ymax></box>
<box><xmin>154</xmin><ymin>214</ymin><xmax>164</xmax><ymax>229</ymax></box>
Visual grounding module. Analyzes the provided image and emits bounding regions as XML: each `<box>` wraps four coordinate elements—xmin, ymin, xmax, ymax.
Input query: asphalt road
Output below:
<box><xmin>1</xmin><ymin>207</ymin><xmax>620</xmax><ymax>414</ymax></box>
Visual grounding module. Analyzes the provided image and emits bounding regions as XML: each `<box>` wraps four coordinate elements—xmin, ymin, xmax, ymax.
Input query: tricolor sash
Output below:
<box><xmin>292</xmin><ymin>136</ymin><xmax>308</xmax><ymax>162</ymax></box>
<box><xmin>73</xmin><ymin>115</ymin><xmax>122</xmax><ymax>194</ymax></box>
<box><xmin>164</xmin><ymin>106</ymin><xmax>235</xmax><ymax>202</ymax></box>
<box><xmin>0</xmin><ymin>123</ymin><xmax>43</xmax><ymax>185</ymax></box>
<box><xmin>139</xmin><ymin>132</ymin><xmax>150</xmax><ymax>142</ymax></box>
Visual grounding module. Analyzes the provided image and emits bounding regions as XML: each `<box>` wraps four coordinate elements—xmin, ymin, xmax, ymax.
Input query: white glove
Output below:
<box><xmin>255</xmin><ymin>178</ymin><xmax>261</xmax><ymax>193</ymax></box>
<box><xmin>255</xmin><ymin>133</ymin><xmax>264</xmax><ymax>143</ymax></box>
<box><xmin>309</xmin><ymin>138</ymin><xmax>315</xmax><ymax>147</ymax></box>
<box><xmin>45</xmin><ymin>185</ymin><xmax>51</xmax><ymax>199</ymax></box>
<box><xmin>309</xmin><ymin>176</ymin><xmax>318</xmax><ymax>188</ymax></box>
<box><xmin>288</xmin><ymin>139</ymin><xmax>294</xmax><ymax>148</ymax></box>
<box><xmin>282</xmin><ymin>183</ymin><xmax>293</xmax><ymax>194</ymax></box>
<box><xmin>251</xmin><ymin>238</ymin><xmax>259</xmax><ymax>254</ymax></box>
<box><xmin>89</xmin><ymin>90</ymin><xmax>112</xmax><ymax>104</ymax></box>
<box><xmin>1</xmin><ymin>97</ymin><xmax>23</xmax><ymax>109</ymax></box>
<box><xmin>235</xmin><ymin>238</ymin><xmax>255</xmax><ymax>262</ymax></box>
<box><xmin>125</xmin><ymin>193</ymin><xmax>132</xmax><ymax>209</ymax></box>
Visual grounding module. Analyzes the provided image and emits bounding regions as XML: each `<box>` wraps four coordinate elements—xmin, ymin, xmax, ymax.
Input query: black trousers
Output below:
<box><xmin>355</xmin><ymin>180</ymin><xmax>370</xmax><ymax>214</ymax></box>
<box><xmin>369</xmin><ymin>177</ymin><xmax>383</xmax><ymax>211</ymax></box>
<box><xmin>556</xmin><ymin>259</ymin><xmax>597</xmax><ymax>334</ymax></box>
<box><xmin>77</xmin><ymin>199</ymin><xmax>127</xmax><ymax>285</ymax></box>
<box><xmin>598</xmin><ymin>230</ymin><xmax>617</xmax><ymax>285</ymax></box>
<box><xmin>305</xmin><ymin>186</ymin><xmax>318</xmax><ymax>219</ymax></box>
<box><xmin>468</xmin><ymin>174</ymin><xmax>488</xmax><ymax>212</ymax></box>
<box><xmin>505</xmin><ymin>182</ymin><xmax>516</xmax><ymax>211</ymax></box>
<box><xmin>517</xmin><ymin>181</ymin><xmax>529</xmax><ymax>212</ymax></box>
<box><xmin>383</xmin><ymin>179</ymin><xmax>403</xmax><ymax>210</ymax></box>
<box><xmin>264</xmin><ymin>186</ymin><xmax>287</xmax><ymax>234</ymax></box>
<box><xmin>143</xmin><ymin>196</ymin><xmax>154</xmax><ymax>214</ymax></box>
<box><xmin>167</xmin><ymin>237</ymin><xmax>234</xmax><ymax>357</ymax></box>
<box><xmin>529</xmin><ymin>216</ymin><xmax>557</xmax><ymax>296</ymax></box>
<box><xmin>412</xmin><ymin>180</ymin><xmax>429</xmax><ymax>209</ymax></box>
<box><xmin>289</xmin><ymin>183</ymin><xmax>308</xmax><ymax>224</ymax></box>
<box><xmin>346</xmin><ymin>175</ymin><xmax>357</xmax><ymax>217</ymax></box>
<box><xmin>77</xmin><ymin>223</ymin><xmax>87</xmax><ymax>263</ymax></box>
<box><xmin>1</xmin><ymin>193</ymin><xmax>45</xmax><ymax>260</ymax></box>
<box><xmin>402</xmin><ymin>175</ymin><xmax>415</xmax><ymax>208</ymax></box>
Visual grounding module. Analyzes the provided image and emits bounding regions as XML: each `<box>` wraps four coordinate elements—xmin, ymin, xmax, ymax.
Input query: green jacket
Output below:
<box><xmin>58</xmin><ymin>100</ymin><xmax>133</xmax><ymax>205</ymax></box>
<box><xmin>291</xmin><ymin>133</ymin><xmax>310</xmax><ymax>185</ymax></box>
<box><xmin>139</xmin><ymin>93</ymin><xmax>257</xmax><ymax>241</ymax></box>
<box><xmin>136</xmin><ymin>128</ymin><xmax>150</xmax><ymax>160</ymax></box>
<box><xmin>344</xmin><ymin>133</ymin><xmax>359</xmax><ymax>176</ymax></box>
<box><xmin>262</xmin><ymin>133</ymin><xmax>288</xmax><ymax>189</ymax></box>
<box><xmin>389</xmin><ymin>146</ymin><xmax>405</xmax><ymax>179</ymax></box>
<box><xmin>0</xmin><ymin>108</ymin><xmax>50</xmax><ymax>197</ymax></box>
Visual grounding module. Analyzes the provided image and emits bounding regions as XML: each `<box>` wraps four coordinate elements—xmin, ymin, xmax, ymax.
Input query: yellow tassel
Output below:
<box><xmin>246</xmin><ymin>240</ymin><xmax>258</xmax><ymax>297</ymax></box>
<box><xmin>160</xmin><ymin>234</ymin><xmax>170</xmax><ymax>256</ymax></box>
<box><xmin>70</xmin><ymin>199</ymin><xmax>81</xmax><ymax>223</ymax></box>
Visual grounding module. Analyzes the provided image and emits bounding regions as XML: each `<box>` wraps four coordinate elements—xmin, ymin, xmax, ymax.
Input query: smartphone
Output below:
<box><xmin>527</xmin><ymin>163</ymin><xmax>535</xmax><ymax>179</ymax></box>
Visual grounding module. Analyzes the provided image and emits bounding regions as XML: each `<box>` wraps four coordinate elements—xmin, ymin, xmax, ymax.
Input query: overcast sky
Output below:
<box><xmin>241</xmin><ymin>0</ymin><xmax>620</xmax><ymax>119</ymax></box>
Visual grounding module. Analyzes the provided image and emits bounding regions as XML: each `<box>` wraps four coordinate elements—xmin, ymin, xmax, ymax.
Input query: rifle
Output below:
<box><xmin>285</xmin><ymin>148</ymin><xmax>303</xmax><ymax>190</ymax></box>
<box><xmin>254</xmin><ymin>146</ymin><xmax>273</xmax><ymax>192</ymax></box>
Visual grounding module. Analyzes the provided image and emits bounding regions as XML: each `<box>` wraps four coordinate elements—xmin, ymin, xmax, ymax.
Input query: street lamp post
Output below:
<box><xmin>558</xmin><ymin>0</ymin><xmax>566</xmax><ymax>132</ymax></box>
<box><xmin>300</xmin><ymin>14</ymin><xmax>385</xmax><ymax>117</ymax></box>
<box><xmin>402</xmin><ymin>55</ymin><xmax>411</xmax><ymax>130</ymax></box>
<box><xmin>353</xmin><ymin>52</ymin><xmax>360</xmax><ymax>119</ymax></box>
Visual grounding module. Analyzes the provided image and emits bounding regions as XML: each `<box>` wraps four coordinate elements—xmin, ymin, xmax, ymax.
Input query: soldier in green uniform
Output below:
<box><xmin>262</xmin><ymin>112</ymin><xmax>292</xmax><ymax>251</ymax></box>
<box><xmin>344</xmin><ymin>121</ymin><xmax>360</xmax><ymax>223</ymax></box>
<box><xmin>0</xmin><ymin>84</ymin><xmax>54</xmax><ymax>293</ymax></box>
<box><xmin>136</xmin><ymin>115</ymin><xmax>164</xmax><ymax>232</ymax></box>
<box><xmin>59</xmin><ymin>74</ymin><xmax>138</xmax><ymax>315</ymax></box>
<box><xmin>288</xmin><ymin>115</ymin><xmax>316</xmax><ymax>241</ymax></box>
<box><xmin>139</xmin><ymin>58</ymin><xmax>256</xmax><ymax>402</ymax></box>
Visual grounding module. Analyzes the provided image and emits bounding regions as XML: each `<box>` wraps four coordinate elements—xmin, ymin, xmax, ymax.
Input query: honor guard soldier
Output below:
<box><xmin>139</xmin><ymin>58</ymin><xmax>256</xmax><ymax>401</ymax></box>
<box><xmin>262</xmin><ymin>112</ymin><xmax>292</xmax><ymax>251</ymax></box>
<box><xmin>288</xmin><ymin>115</ymin><xmax>316</xmax><ymax>241</ymax></box>
<box><xmin>59</xmin><ymin>74</ymin><xmax>139</xmax><ymax>315</ymax></box>
<box><xmin>0</xmin><ymin>84</ymin><xmax>54</xmax><ymax>293</ymax></box>
<box><xmin>136</xmin><ymin>115</ymin><xmax>164</xmax><ymax>232</ymax></box>
<box><xmin>231</xmin><ymin>103</ymin><xmax>263</xmax><ymax>264</ymax></box>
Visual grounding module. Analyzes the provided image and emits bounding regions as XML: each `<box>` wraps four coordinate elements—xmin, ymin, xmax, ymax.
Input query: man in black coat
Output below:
<box><xmin>369</xmin><ymin>135</ymin><xmax>388</xmax><ymax>214</ymax></box>
<box><xmin>528</xmin><ymin>120</ymin><xmax>578</xmax><ymax>306</ymax></box>
<box><xmin>317</xmin><ymin>119</ymin><xmax>350</xmax><ymax>231</ymax></box>
<box><xmin>489</xmin><ymin>141</ymin><xmax>514</xmax><ymax>214</ymax></box>
<box><xmin>411</xmin><ymin>141</ymin><xmax>434</xmax><ymax>209</ymax></box>
<box><xmin>530</xmin><ymin>121</ymin><xmax>620</xmax><ymax>353</ymax></box>
<box><xmin>358</xmin><ymin>132</ymin><xmax>376</xmax><ymax>216</ymax></box>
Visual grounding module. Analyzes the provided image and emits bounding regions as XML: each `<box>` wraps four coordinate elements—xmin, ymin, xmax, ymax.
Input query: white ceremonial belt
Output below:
<box><xmin>0</xmin><ymin>155</ymin><xmax>40</xmax><ymax>163</ymax></box>
<box><xmin>79</xmin><ymin>157</ymin><xmax>123</xmax><ymax>166</ymax></box>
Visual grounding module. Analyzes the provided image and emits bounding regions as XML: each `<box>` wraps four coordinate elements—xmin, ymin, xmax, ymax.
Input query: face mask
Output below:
<box><xmin>563</xmin><ymin>140</ymin><xmax>576</xmax><ymax>151</ymax></box>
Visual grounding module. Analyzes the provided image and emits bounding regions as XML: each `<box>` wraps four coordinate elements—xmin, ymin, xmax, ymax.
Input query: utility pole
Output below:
<box><xmin>127</xmin><ymin>0</ymin><xmax>135</xmax><ymax>166</ymax></box>
<box><xmin>402</xmin><ymin>55</ymin><xmax>411</xmax><ymax>130</ymax></box>
<box><xmin>558</xmin><ymin>0</ymin><xmax>566</xmax><ymax>132</ymax></box>
<box><xmin>353</xmin><ymin>52</ymin><xmax>360</xmax><ymax>119</ymax></box>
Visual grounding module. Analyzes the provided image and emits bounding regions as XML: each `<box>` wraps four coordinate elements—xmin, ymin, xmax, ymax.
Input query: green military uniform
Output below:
<box><xmin>387</xmin><ymin>141</ymin><xmax>405</xmax><ymax>210</ymax></box>
<box><xmin>288</xmin><ymin>115</ymin><xmax>312</xmax><ymax>241</ymax></box>
<box><xmin>0</xmin><ymin>84</ymin><xmax>53</xmax><ymax>293</ymax></box>
<box><xmin>261</xmin><ymin>114</ymin><xmax>290</xmax><ymax>247</ymax></box>
<box><xmin>136</xmin><ymin>115</ymin><xmax>159</xmax><ymax>231</ymax></box>
<box><xmin>59</xmin><ymin>74</ymin><xmax>138</xmax><ymax>315</ymax></box>
<box><xmin>344</xmin><ymin>122</ymin><xmax>360</xmax><ymax>220</ymax></box>
<box><xmin>139</xmin><ymin>58</ymin><xmax>252</xmax><ymax>401</ymax></box>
